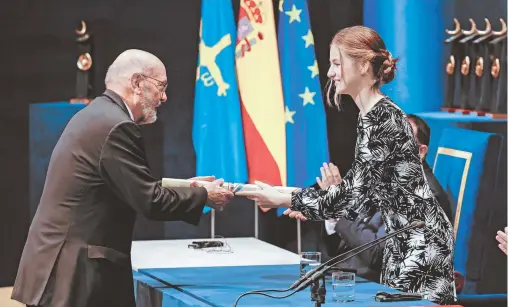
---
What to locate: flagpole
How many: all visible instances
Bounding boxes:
[254,202,259,239]
[211,209,215,239]
[297,219,302,254]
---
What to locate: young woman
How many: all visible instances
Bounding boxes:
[236,26,456,304]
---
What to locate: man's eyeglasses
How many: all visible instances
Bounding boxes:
[139,73,168,98]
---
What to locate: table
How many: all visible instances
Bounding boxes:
[131,238,440,306]
[149,265,440,306]
[131,237,301,270]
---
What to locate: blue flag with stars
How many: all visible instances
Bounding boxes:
[277,0,329,215]
[193,0,247,213]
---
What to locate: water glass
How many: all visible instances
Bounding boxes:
[299,251,321,277]
[332,271,355,302]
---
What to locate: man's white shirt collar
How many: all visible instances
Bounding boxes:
[122,100,134,121]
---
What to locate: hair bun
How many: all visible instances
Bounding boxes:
[382,54,393,73]
[379,50,397,85]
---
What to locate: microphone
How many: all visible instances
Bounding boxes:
[232,220,425,306]
[290,220,426,291]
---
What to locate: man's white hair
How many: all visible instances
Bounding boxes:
[105,49,163,87]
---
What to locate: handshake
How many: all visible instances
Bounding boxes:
[173,162,342,214]
[186,176,234,212]
[175,176,289,212]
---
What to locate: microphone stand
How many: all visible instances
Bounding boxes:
[232,221,425,307]
[300,221,426,306]
[310,275,326,307]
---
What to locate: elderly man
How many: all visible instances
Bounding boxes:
[12,49,233,307]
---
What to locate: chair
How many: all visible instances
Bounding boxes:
[432,128,506,306]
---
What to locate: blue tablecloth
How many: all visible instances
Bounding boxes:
[135,265,439,307]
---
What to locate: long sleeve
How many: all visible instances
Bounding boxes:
[99,121,208,224]
[335,212,386,268]
[290,109,399,221]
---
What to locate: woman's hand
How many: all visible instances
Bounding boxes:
[317,162,342,190]
[282,209,308,221]
[283,163,342,222]
[235,181,291,208]
[496,227,508,255]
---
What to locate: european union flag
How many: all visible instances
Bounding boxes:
[277,0,329,215]
[193,0,247,213]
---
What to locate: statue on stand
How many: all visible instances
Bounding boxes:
[443,18,464,111]
[488,19,507,115]
[458,19,480,112]
[468,19,492,113]
[70,20,93,104]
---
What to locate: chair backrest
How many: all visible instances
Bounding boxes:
[432,128,503,288]
[29,102,87,220]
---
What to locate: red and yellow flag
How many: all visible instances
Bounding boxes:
[235,0,287,208]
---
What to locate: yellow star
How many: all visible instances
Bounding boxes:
[285,106,296,124]
[308,60,319,78]
[302,29,314,48]
[285,4,302,23]
[299,87,316,106]
[279,0,284,12]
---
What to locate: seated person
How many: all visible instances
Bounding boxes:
[319,114,453,282]
[407,114,453,222]
[321,200,384,282]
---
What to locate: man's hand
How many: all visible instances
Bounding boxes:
[190,178,233,211]
[317,162,342,190]
[188,175,216,182]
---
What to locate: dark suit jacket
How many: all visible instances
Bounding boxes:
[423,161,453,223]
[322,212,385,282]
[12,90,208,307]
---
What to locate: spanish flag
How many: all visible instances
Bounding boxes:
[235,0,287,207]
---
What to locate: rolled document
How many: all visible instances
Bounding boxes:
[161,178,300,194]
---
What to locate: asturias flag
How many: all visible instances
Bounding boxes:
[277,0,329,215]
[193,0,247,213]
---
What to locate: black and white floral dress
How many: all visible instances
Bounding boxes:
[291,97,456,304]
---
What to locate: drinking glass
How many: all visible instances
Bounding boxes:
[299,251,321,277]
[331,271,355,302]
